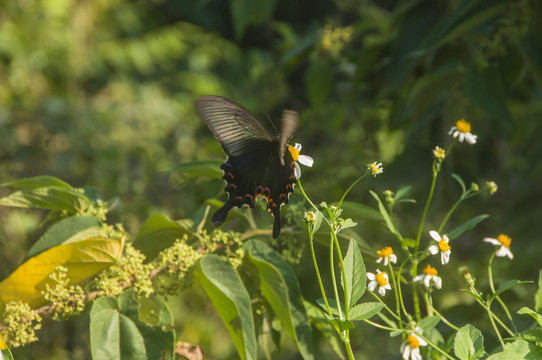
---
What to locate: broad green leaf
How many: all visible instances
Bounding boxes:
[369,190,402,240]
[194,254,256,360]
[133,214,192,260]
[418,315,441,330]
[519,328,542,343]
[170,160,223,181]
[0,187,90,213]
[340,201,383,222]
[517,307,542,327]
[0,237,121,308]
[447,214,489,240]
[535,270,542,314]
[316,298,342,317]
[231,0,277,39]
[348,302,384,321]
[303,301,345,360]
[0,175,73,189]
[89,291,174,360]
[342,239,366,308]
[1,348,13,360]
[454,324,485,360]
[340,218,357,231]
[495,280,532,296]
[327,317,355,333]
[310,209,324,234]
[23,216,103,261]
[245,240,314,359]
[486,339,535,360]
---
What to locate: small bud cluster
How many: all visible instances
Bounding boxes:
[42,266,86,320]
[2,302,42,348]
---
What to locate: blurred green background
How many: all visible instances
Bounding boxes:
[1,0,541,358]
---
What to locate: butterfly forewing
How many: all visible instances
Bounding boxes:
[278,110,299,165]
[195,95,274,157]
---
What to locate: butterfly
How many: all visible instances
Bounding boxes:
[195,95,313,238]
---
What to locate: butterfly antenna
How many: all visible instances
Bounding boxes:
[267,114,279,135]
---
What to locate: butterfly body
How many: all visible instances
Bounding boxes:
[195,95,301,238]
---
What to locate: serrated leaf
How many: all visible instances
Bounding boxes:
[485,339,534,360]
[447,214,489,240]
[244,240,314,359]
[170,160,224,181]
[0,187,90,213]
[0,175,73,189]
[0,237,122,308]
[23,216,103,261]
[519,328,542,343]
[342,239,366,308]
[315,298,342,317]
[517,307,542,327]
[418,315,441,330]
[340,218,357,231]
[133,214,192,260]
[454,324,485,360]
[348,302,384,321]
[89,291,174,360]
[194,254,257,360]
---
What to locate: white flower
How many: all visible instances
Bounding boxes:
[413,265,442,289]
[367,269,392,296]
[448,119,477,144]
[432,146,446,160]
[428,230,451,265]
[484,234,513,259]
[368,162,383,176]
[400,327,427,360]
[288,143,313,179]
[376,246,397,266]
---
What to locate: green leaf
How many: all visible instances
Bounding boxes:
[447,214,489,240]
[340,201,383,222]
[244,240,314,359]
[0,175,73,189]
[348,302,384,321]
[0,187,90,213]
[170,159,224,181]
[315,298,342,317]
[369,190,402,240]
[340,218,357,231]
[23,216,102,261]
[517,307,542,327]
[519,328,542,343]
[418,315,441,330]
[303,301,345,360]
[194,254,257,360]
[535,270,542,314]
[451,173,466,193]
[133,214,192,260]
[310,210,324,234]
[495,280,532,296]
[89,291,174,360]
[342,239,366,308]
[454,324,485,360]
[486,339,538,360]
[230,0,278,39]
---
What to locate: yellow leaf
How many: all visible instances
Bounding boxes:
[0,238,122,308]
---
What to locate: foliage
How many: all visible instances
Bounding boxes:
[1,0,542,358]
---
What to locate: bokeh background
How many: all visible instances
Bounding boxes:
[1,0,541,358]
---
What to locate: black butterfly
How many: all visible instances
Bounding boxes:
[195,95,312,238]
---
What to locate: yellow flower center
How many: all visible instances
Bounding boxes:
[438,238,451,252]
[288,145,300,161]
[377,246,394,258]
[304,211,316,223]
[433,146,446,160]
[497,234,512,248]
[423,265,438,276]
[456,119,472,133]
[406,335,420,349]
[375,272,389,287]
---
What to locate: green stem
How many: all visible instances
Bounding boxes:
[332,231,349,318]
[336,173,367,214]
[387,262,402,328]
[488,253,518,335]
[329,234,343,320]
[309,229,332,316]
[430,307,460,331]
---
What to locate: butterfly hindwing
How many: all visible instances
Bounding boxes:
[196,95,299,238]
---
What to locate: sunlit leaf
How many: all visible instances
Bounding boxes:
[170,159,224,181]
[0,187,90,213]
[348,302,384,321]
[447,214,489,240]
[0,175,73,189]
[0,237,122,308]
[342,239,366,308]
[454,324,485,360]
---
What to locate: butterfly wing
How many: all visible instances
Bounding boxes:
[195,95,274,156]
[277,110,299,165]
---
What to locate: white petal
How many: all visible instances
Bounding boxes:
[423,275,432,288]
[465,133,477,144]
[484,238,501,246]
[433,275,442,289]
[458,132,465,142]
[412,348,422,360]
[376,257,383,263]
[402,345,411,360]
[298,154,314,167]
[413,275,424,282]
[441,251,450,265]
[389,254,397,264]
[384,283,392,290]
[294,143,302,151]
[429,245,439,255]
[496,246,513,259]
[505,248,514,259]
[417,336,427,346]
[429,230,441,241]
[368,281,377,291]
[294,162,301,179]
[448,127,457,135]
[378,286,387,296]
[366,272,376,280]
